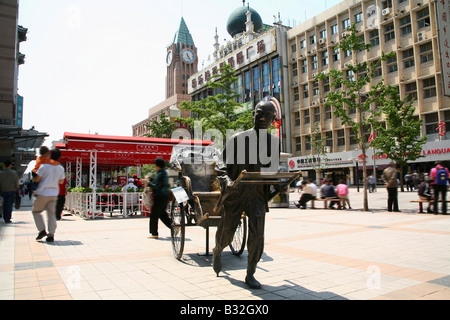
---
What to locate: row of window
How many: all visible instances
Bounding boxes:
[291,7,430,55]
[293,109,450,152]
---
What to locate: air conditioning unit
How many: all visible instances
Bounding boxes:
[417,31,426,41]
[382,8,391,16]
[318,38,326,45]
[312,101,317,106]
[291,57,297,62]
[312,73,316,78]
[324,146,331,153]
[341,31,350,38]
[291,81,298,87]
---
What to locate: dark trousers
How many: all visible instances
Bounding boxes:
[214,197,265,276]
[149,195,171,236]
[433,185,447,214]
[56,195,66,220]
[2,191,15,222]
[387,187,399,211]
[299,194,315,208]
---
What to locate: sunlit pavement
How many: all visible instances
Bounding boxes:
[1,187,449,300]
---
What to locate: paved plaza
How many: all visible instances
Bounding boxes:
[1,187,450,301]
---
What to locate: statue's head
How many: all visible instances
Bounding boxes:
[253,101,277,130]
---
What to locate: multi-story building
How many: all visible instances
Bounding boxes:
[287,0,450,183]
[132,17,198,137]
[0,0,46,176]
[187,5,292,152]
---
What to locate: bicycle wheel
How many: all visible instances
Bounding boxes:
[170,201,186,260]
[229,215,247,256]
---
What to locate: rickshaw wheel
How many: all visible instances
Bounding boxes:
[170,201,186,260]
[229,215,247,256]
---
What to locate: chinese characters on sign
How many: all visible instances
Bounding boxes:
[437,120,447,136]
[437,0,450,96]
[189,30,276,92]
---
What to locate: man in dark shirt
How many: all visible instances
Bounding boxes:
[321,179,339,209]
[148,158,171,239]
[213,101,280,289]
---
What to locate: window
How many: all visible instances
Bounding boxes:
[400,15,412,35]
[330,24,338,35]
[299,39,306,49]
[295,137,302,151]
[342,18,350,30]
[294,111,300,126]
[300,59,307,74]
[305,136,311,151]
[262,62,270,97]
[402,48,414,69]
[332,48,340,62]
[311,55,318,70]
[425,112,439,135]
[386,55,398,73]
[354,12,363,24]
[417,7,430,29]
[419,42,433,64]
[369,29,379,47]
[292,63,298,78]
[423,77,436,99]
[346,70,354,81]
[325,131,333,148]
[272,57,280,97]
[310,35,316,45]
[372,59,382,78]
[384,23,395,42]
[319,29,327,39]
[294,87,300,101]
[313,81,319,96]
[244,71,251,102]
[344,49,352,58]
[349,130,358,145]
[404,82,417,102]
[337,129,345,146]
[291,43,297,54]
[303,84,309,99]
[324,105,332,120]
[323,77,330,93]
[253,66,260,103]
[445,110,450,139]
[304,109,310,124]
[314,107,320,123]
[321,51,329,67]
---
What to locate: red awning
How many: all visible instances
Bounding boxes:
[57,132,213,167]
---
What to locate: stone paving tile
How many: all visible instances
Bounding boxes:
[1,190,450,301]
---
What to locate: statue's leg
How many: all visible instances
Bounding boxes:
[245,198,266,289]
[212,204,242,276]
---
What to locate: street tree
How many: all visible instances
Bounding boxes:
[316,24,393,211]
[145,111,175,138]
[370,85,426,191]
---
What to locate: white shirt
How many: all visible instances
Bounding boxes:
[35,164,65,197]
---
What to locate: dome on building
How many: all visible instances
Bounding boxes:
[226,6,263,38]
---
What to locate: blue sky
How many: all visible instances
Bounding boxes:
[18,0,344,149]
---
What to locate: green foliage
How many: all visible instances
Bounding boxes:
[177,63,254,141]
[146,111,176,138]
[370,86,426,166]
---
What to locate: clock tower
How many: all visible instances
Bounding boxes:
[165,17,198,99]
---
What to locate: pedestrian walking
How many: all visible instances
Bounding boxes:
[148,158,172,239]
[382,161,400,212]
[32,148,65,242]
[430,161,449,215]
[56,177,68,220]
[0,160,19,223]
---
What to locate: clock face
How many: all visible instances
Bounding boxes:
[181,48,195,64]
[166,50,173,66]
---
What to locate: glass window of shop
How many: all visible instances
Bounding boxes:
[244,71,251,102]
[272,57,280,101]
[262,62,270,98]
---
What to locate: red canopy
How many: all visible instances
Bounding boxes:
[57,132,213,167]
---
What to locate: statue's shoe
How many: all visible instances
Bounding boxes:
[245,274,262,289]
[212,250,222,276]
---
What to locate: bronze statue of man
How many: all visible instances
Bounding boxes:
[213,100,280,289]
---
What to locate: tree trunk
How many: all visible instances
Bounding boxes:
[362,147,369,212]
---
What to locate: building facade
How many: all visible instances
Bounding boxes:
[287,0,450,182]
[187,5,292,152]
[132,18,198,137]
[0,0,46,176]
